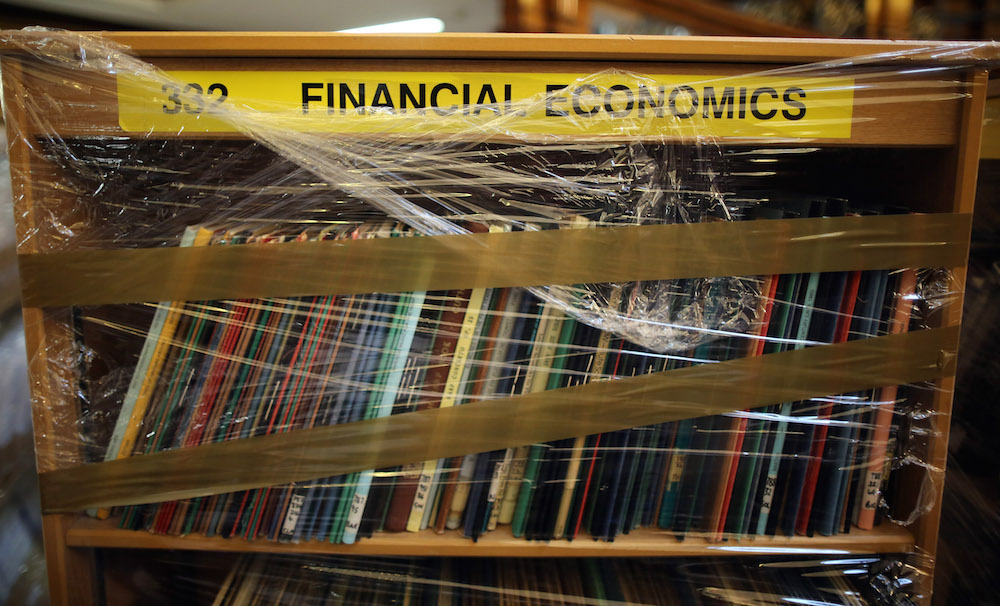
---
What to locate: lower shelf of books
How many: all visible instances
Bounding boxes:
[65,516,916,557]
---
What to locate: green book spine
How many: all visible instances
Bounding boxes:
[630,423,662,531]
[657,417,693,529]
[582,434,607,532]
[511,314,576,537]
[755,270,820,536]
[583,559,607,601]
[342,288,425,543]
[727,273,799,536]
[617,423,651,535]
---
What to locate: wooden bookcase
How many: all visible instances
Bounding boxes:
[1,33,990,606]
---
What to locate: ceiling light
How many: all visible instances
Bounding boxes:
[339,18,445,34]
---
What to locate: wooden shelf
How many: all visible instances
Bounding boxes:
[66,517,915,558]
[4,31,997,64]
[5,32,985,606]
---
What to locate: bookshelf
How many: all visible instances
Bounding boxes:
[1,32,990,606]
[66,516,916,558]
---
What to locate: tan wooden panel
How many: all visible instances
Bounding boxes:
[66,516,916,558]
[5,59,100,606]
[42,516,97,606]
[2,60,86,472]
[2,31,996,64]
[906,68,988,606]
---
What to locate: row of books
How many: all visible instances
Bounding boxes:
[103,201,914,544]
[207,554,908,606]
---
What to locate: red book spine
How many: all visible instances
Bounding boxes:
[568,334,627,538]
[384,222,487,533]
[228,290,321,538]
[434,288,510,533]
[795,270,862,535]
[383,289,469,532]
[713,274,779,539]
[154,298,252,534]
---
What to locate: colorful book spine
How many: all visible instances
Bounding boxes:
[510,305,569,538]
[103,226,213,519]
[756,260,821,536]
[342,288,428,543]
[857,268,917,530]
[383,286,470,532]
[406,274,490,531]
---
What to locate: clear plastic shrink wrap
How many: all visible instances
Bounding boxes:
[0,28,994,605]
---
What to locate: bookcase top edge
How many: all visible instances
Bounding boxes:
[2,31,998,64]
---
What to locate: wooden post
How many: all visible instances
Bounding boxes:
[2,57,100,606]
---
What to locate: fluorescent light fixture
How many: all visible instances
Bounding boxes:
[339,17,444,34]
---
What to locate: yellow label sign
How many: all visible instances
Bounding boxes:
[117,71,855,139]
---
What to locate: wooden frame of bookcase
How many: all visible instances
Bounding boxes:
[1,33,989,606]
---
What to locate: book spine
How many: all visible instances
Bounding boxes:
[337,294,405,541]
[461,450,496,539]
[755,269,820,536]
[444,455,477,530]
[435,285,505,533]
[227,289,303,538]
[159,233,259,535]
[819,271,888,536]
[383,289,469,532]
[510,305,567,537]
[265,287,345,540]
[711,274,777,540]
[738,273,803,537]
[554,287,620,538]
[406,285,488,531]
[239,241,332,540]
[527,317,581,540]
[332,291,403,542]
[781,268,851,537]
[279,289,358,541]
[303,294,375,541]
[857,268,917,530]
[835,270,891,535]
[647,421,677,530]
[478,289,524,533]
[497,295,547,525]
[342,289,427,543]
[794,270,861,534]
[484,448,514,532]
[100,227,211,520]
[658,416,692,529]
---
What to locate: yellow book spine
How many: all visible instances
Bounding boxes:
[97,226,214,519]
[497,303,564,525]
[405,285,488,532]
[552,285,620,538]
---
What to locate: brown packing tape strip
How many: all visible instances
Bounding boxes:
[20,213,972,307]
[40,325,958,513]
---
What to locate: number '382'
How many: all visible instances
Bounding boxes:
[162,83,229,114]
